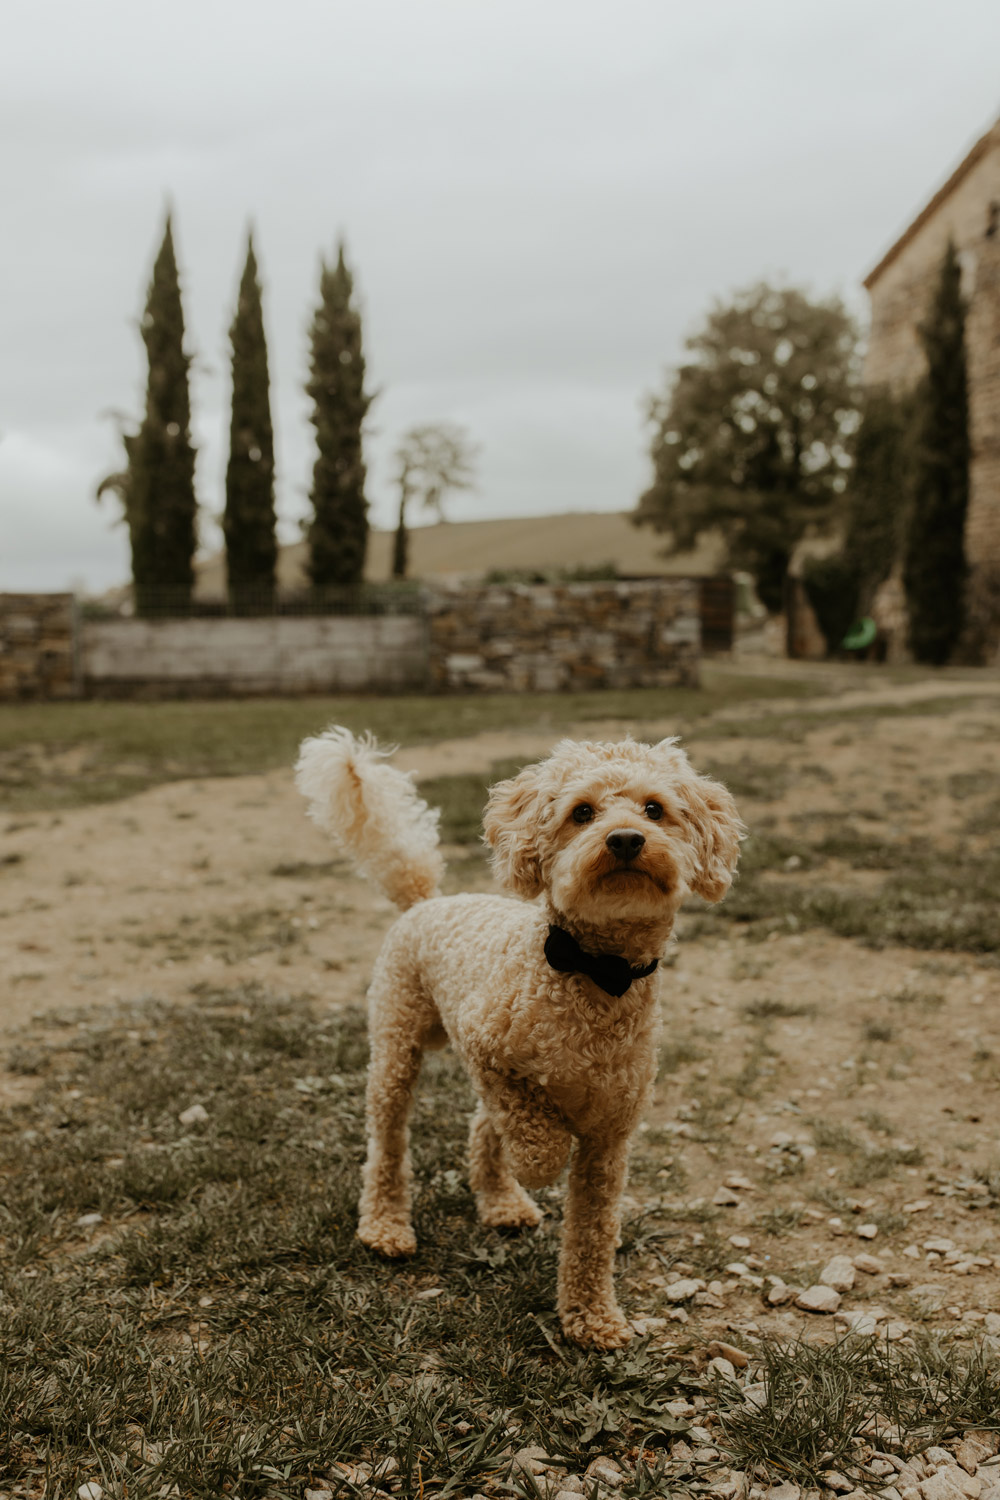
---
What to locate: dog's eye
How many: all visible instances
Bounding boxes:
[571,803,594,824]
[644,801,664,821]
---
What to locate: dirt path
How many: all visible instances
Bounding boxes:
[4,671,1000,1348]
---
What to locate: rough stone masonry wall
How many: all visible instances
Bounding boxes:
[425,579,700,692]
[0,594,78,701]
[864,123,1000,572]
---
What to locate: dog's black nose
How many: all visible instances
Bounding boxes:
[606,828,645,861]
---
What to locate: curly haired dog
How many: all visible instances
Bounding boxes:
[295,729,743,1349]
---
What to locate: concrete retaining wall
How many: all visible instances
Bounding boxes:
[80,615,428,697]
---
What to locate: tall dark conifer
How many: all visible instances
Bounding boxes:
[305,243,372,589]
[128,215,198,615]
[224,232,277,612]
[904,241,970,664]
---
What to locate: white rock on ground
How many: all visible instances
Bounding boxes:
[77,1487,103,1500]
[857,1223,879,1239]
[854,1253,882,1274]
[178,1102,209,1125]
[665,1278,705,1302]
[796,1284,842,1313]
[820,1256,857,1292]
[586,1457,624,1487]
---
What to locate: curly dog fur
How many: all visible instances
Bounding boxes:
[295,729,743,1348]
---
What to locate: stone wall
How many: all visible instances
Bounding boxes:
[0,593,78,701]
[864,120,1000,571]
[80,615,428,697]
[424,578,700,692]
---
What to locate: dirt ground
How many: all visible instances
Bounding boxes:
[3,663,1000,1353]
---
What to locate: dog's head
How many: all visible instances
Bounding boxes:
[483,737,744,923]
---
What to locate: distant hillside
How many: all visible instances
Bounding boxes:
[194,511,722,595]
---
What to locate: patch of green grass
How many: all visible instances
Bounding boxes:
[0,667,820,813]
[418,759,526,845]
[0,985,708,1496]
[718,1333,1000,1483]
[742,997,815,1022]
[697,848,1000,954]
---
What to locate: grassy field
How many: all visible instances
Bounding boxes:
[3,986,999,1499]
[4,666,1000,1497]
[0,668,823,813]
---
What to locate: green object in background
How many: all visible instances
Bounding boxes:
[842,616,877,651]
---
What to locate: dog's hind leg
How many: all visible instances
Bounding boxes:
[468,1102,544,1230]
[357,967,439,1258]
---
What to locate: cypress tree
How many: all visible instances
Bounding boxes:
[224,231,277,613]
[129,215,198,615]
[305,243,372,590]
[904,241,970,664]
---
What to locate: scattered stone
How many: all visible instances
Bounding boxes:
[714,1186,740,1206]
[555,1482,586,1498]
[305,1490,333,1500]
[370,1457,399,1485]
[883,1321,911,1342]
[869,1460,898,1479]
[923,1239,956,1254]
[587,1456,624,1487]
[665,1398,697,1418]
[985,1313,1000,1337]
[690,1425,714,1445]
[708,1356,738,1382]
[796,1285,842,1314]
[836,1311,878,1336]
[903,1245,922,1259]
[857,1223,879,1240]
[512,1447,551,1476]
[822,1471,855,1494]
[707,1339,750,1368]
[77,1487,103,1500]
[918,1470,981,1500]
[665,1278,705,1303]
[454,1420,472,1435]
[828,1216,847,1235]
[729,1235,752,1250]
[956,1438,992,1475]
[76,1213,103,1228]
[415,1287,444,1299]
[767,1282,798,1306]
[555,1489,587,1500]
[909,1284,948,1314]
[820,1256,857,1292]
[743,1382,768,1409]
[854,1253,882,1274]
[766,1484,800,1500]
[888,1273,912,1287]
[726,1174,755,1192]
[725,1261,751,1276]
[178,1103,209,1126]
[903,1200,933,1214]
[670,1440,694,1464]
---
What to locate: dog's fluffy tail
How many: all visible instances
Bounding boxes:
[294,727,444,911]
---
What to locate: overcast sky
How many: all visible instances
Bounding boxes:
[3,0,1000,593]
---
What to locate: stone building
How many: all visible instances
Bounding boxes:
[864,114,1000,581]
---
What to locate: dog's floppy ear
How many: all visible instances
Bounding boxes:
[483,762,547,898]
[675,769,745,903]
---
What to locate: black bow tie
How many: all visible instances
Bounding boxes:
[544,924,659,998]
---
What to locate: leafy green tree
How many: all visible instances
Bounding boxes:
[99,215,198,616]
[904,241,970,664]
[224,231,277,613]
[391,423,477,579]
[635,283,860,613]
[304,244,372,590]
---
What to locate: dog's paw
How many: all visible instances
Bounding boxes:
[475,1188,544,1231]
[357,1216,417,1258]
[560,1307,634,1350]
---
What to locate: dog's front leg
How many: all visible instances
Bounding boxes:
[473,1065,572,1192]
[557,1132,633,1349]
